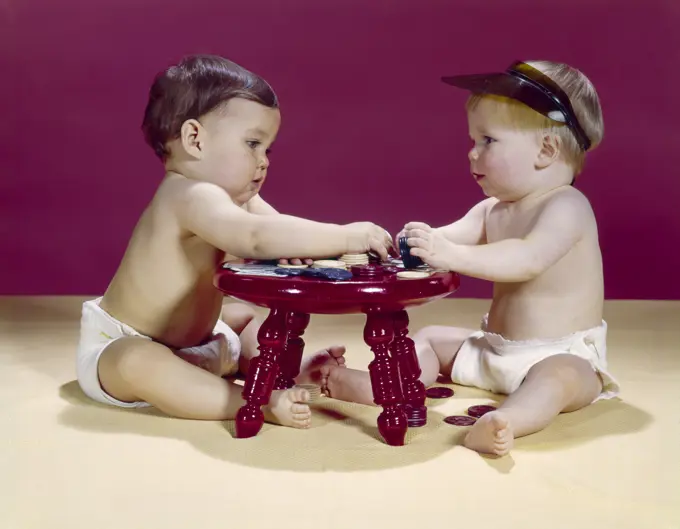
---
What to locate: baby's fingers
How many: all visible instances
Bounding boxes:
[368,237,389,261]
[406,236,428,249]
[405,228,430,240]
[409,247,430,260]
[404,222,432,232]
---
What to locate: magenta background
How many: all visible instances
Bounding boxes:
[1,0,678,298]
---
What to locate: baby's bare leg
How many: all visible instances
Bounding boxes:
[322,325,475,405]
[220,303,261,375]
[414,325,476,386]
[464,354,602,456]
[221,303,346,383]
[97,336,312,428]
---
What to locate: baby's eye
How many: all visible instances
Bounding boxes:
[483,136,495,145]
[265,148,272,155]
[246,140,261,149]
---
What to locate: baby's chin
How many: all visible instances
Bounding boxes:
[237,187,261,204]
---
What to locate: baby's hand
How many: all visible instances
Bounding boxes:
[394,227,406,248]
[345,222,394,261]
[404,222,455,270]
[278,258,314,266]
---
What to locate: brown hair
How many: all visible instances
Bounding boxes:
[142,55,279,160]
[467,61,603,176]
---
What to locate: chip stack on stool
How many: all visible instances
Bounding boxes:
[312,260,347,270]
[398,236,424,269]
[339,253,369,267]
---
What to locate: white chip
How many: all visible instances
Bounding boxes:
[397,270,432,279]
[312,260,346,268]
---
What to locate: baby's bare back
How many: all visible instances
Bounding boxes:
[100,180,227,349]
[485,188,604,341]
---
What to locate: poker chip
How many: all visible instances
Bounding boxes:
[339,253,369,265]
[397,271,432,279]
[275,268,352,281]
[399,236,424,269]
[367,251,382,263]
[467,405,497,418]
[350,264,382,277]
[311,268,353,280]
[425,386,454,399]
[443,415,476,426]
[402,404,427,427]
[312,260,346,269]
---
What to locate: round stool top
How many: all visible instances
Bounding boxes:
[214,263,460,315]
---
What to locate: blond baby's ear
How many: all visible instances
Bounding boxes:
[535,132,561,169]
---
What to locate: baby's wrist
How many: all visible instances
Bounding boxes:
[343,222,369,253]
[445,243,466,271]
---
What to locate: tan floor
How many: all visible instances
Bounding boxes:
[1,296,679,529]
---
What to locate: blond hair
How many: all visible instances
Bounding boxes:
[466,61,604,176]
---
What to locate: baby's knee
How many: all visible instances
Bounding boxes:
[527,354,596,389]
[412,325,444,345]
[100,337,167,383]
[221,303,257,330]
[98,337,169,402]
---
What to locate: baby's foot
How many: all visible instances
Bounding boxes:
[264,387,312,429]
[463,411,514,456]
[320,365,376,406]
[295,345,346,385]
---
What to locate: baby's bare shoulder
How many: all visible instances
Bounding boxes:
[153,175,235,219]
[543,186,595,221]
[149,174,189,210]
[155,174,216,204]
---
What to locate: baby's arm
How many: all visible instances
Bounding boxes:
[173,180,390,260]
[245,194,279,215]
[434,197,496,245]
[244,194,315,264]
[408,191,594,282]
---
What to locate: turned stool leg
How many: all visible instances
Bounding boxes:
[364,310,408,446]
[235,308,287,438]
[390,310,427,427]
[274,311,310,390]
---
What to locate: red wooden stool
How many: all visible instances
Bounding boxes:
[214,264,460,446]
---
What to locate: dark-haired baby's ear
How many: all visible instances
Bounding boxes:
[180,119,204,159]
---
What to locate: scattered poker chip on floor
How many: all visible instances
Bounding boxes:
[443,415,476,426]
[467,405,497,418]
[425,386,454,399]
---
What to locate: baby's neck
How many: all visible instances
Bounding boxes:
[542,159,575,185]
[510,164,575,204]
